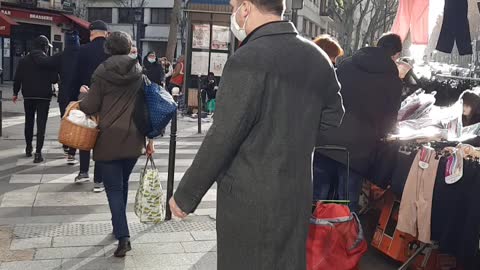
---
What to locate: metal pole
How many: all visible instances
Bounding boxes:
[136,22,141,57]
[165,94,179,221]
[197,75,202,134]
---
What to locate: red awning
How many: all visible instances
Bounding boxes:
[0,12,18,37]
[63,14,90,30]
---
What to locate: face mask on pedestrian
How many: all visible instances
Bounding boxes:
[129,53,138,59]
[230,3,249,42]
[148,57,156,63]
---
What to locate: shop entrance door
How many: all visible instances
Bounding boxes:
[5,23,51,80]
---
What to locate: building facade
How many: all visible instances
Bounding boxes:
[285,0,338,40]
[85,0,182,60]
[0,0,89,80]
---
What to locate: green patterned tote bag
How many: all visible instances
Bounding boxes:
[134,157,166,223]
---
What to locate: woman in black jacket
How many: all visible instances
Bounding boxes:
[142,51,165,86]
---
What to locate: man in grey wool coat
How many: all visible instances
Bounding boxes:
[169,0,345,268]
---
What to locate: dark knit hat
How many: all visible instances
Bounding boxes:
[89,20,108,31]
[33,35,52,49]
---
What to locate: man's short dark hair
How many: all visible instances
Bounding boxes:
[104,31,132,55]
[377,33,402,57]
[245,0,285,16]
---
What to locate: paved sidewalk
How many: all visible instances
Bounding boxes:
[0,99,218,270]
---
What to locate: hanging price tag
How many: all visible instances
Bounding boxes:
[419,147,432,169]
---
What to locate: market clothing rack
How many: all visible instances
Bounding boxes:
[436,74,480,82]
[370,140,479,270]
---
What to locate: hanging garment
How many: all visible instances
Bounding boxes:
[436,0,473,55]
[396,147,439,243]
[391,0,430,45]
[431,159,480,268]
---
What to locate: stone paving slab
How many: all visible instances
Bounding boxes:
[34,246,105,260]
[0,226,34,263]
[0,259,62,270]
[33,191,137,207]
[10,237,52,250]
[132,253,208,268]
[181,241,217,253]
[190,231,217,241]
[107,242,184,256]
[1,191,37,207]
[52,235,115,248]
[59,256,136,270]
[133,232,194,244]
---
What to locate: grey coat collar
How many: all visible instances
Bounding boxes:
[241,21,298,46]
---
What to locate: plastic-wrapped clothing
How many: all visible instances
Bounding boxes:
[67,110,97,128]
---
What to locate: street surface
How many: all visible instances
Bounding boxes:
[0,82,398,269]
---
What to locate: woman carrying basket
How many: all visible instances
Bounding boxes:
[78,31,154,257]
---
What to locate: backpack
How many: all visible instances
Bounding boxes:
[134,76,177,138]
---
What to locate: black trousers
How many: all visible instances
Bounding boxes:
[59,101,76,156]
[79,150,101,183]
[24,99,50,154]
[436,0,472,55]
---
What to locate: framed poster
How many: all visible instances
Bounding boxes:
[191,51,209,76]
[192,24,210,50]
[212,25,230,51]
[3,38,10,57]
[210,53,228,76]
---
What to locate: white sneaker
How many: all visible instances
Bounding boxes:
[93,182,105,193]
[67,155,76,165]
[75,173,90,183]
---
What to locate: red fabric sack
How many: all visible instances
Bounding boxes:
[307,202,368,270]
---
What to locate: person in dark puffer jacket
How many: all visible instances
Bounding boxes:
[314,33,403,212]
[13,35,58,163]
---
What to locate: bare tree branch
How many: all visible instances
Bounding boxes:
[353,0,371,50]
[166,0,182,61]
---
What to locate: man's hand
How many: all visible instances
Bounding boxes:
[169,197,187,219]
[146,140,155,157]
[12,96,18,104]
[80,85,89,94]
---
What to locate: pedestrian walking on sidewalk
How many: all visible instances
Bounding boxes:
[35,31,81,163]
[79,31,154,257]
[12,35,58,163]
[71,20,110,192]
[169,0,344,268]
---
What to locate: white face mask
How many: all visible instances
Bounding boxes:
[148,58,156,63]
[128,53,138,59]
[230,4,248,42]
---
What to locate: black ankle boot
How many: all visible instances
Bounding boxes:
[114,237,131,257]
[25,146,33,157]
[33,153,44,163]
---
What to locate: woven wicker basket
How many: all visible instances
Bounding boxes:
[58,102,99,151]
